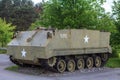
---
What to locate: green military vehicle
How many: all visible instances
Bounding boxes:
[7,28,112,73]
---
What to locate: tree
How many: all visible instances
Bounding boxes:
[111,0,120,57]
[30,0,115,32]
[0,18,15,47]
[29,2,45,30]
[0,0,39,31]
[112,0,120,30]
[111,0,120,46]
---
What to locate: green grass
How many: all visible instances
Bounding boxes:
[105,58,120,68]
[0,49,7,54]
[5,66,19,72]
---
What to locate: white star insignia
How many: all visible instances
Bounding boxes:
[84,35,89,43]
[21,49,26,57]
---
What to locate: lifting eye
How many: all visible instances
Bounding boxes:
[47,32,52,39]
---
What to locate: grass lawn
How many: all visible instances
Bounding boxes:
[105,58,120,68]
[5,66,19,72]
[0,49,7,54]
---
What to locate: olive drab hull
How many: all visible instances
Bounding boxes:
[7,28,112,72]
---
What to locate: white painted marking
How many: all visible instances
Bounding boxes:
[84,35,89,43]
[21,49,26,57]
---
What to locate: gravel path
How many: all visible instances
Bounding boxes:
[0,54,120,80]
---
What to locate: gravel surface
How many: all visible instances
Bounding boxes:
[17,66,111,76]
[0,54,120,80]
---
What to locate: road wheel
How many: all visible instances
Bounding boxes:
[47,57,57,67]
[66,59,76,72]
[56,59,66,73]
[86,57,93,69]
[76,58,85,70]
[94,56,102,68]
[101,53,108,61]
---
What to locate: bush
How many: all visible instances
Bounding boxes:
[0,18,15,47]
[105,58,120,68]
[111,48,119,58]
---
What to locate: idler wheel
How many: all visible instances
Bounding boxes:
[101,53,108,61]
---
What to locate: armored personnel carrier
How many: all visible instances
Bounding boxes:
[7,28,112,73]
